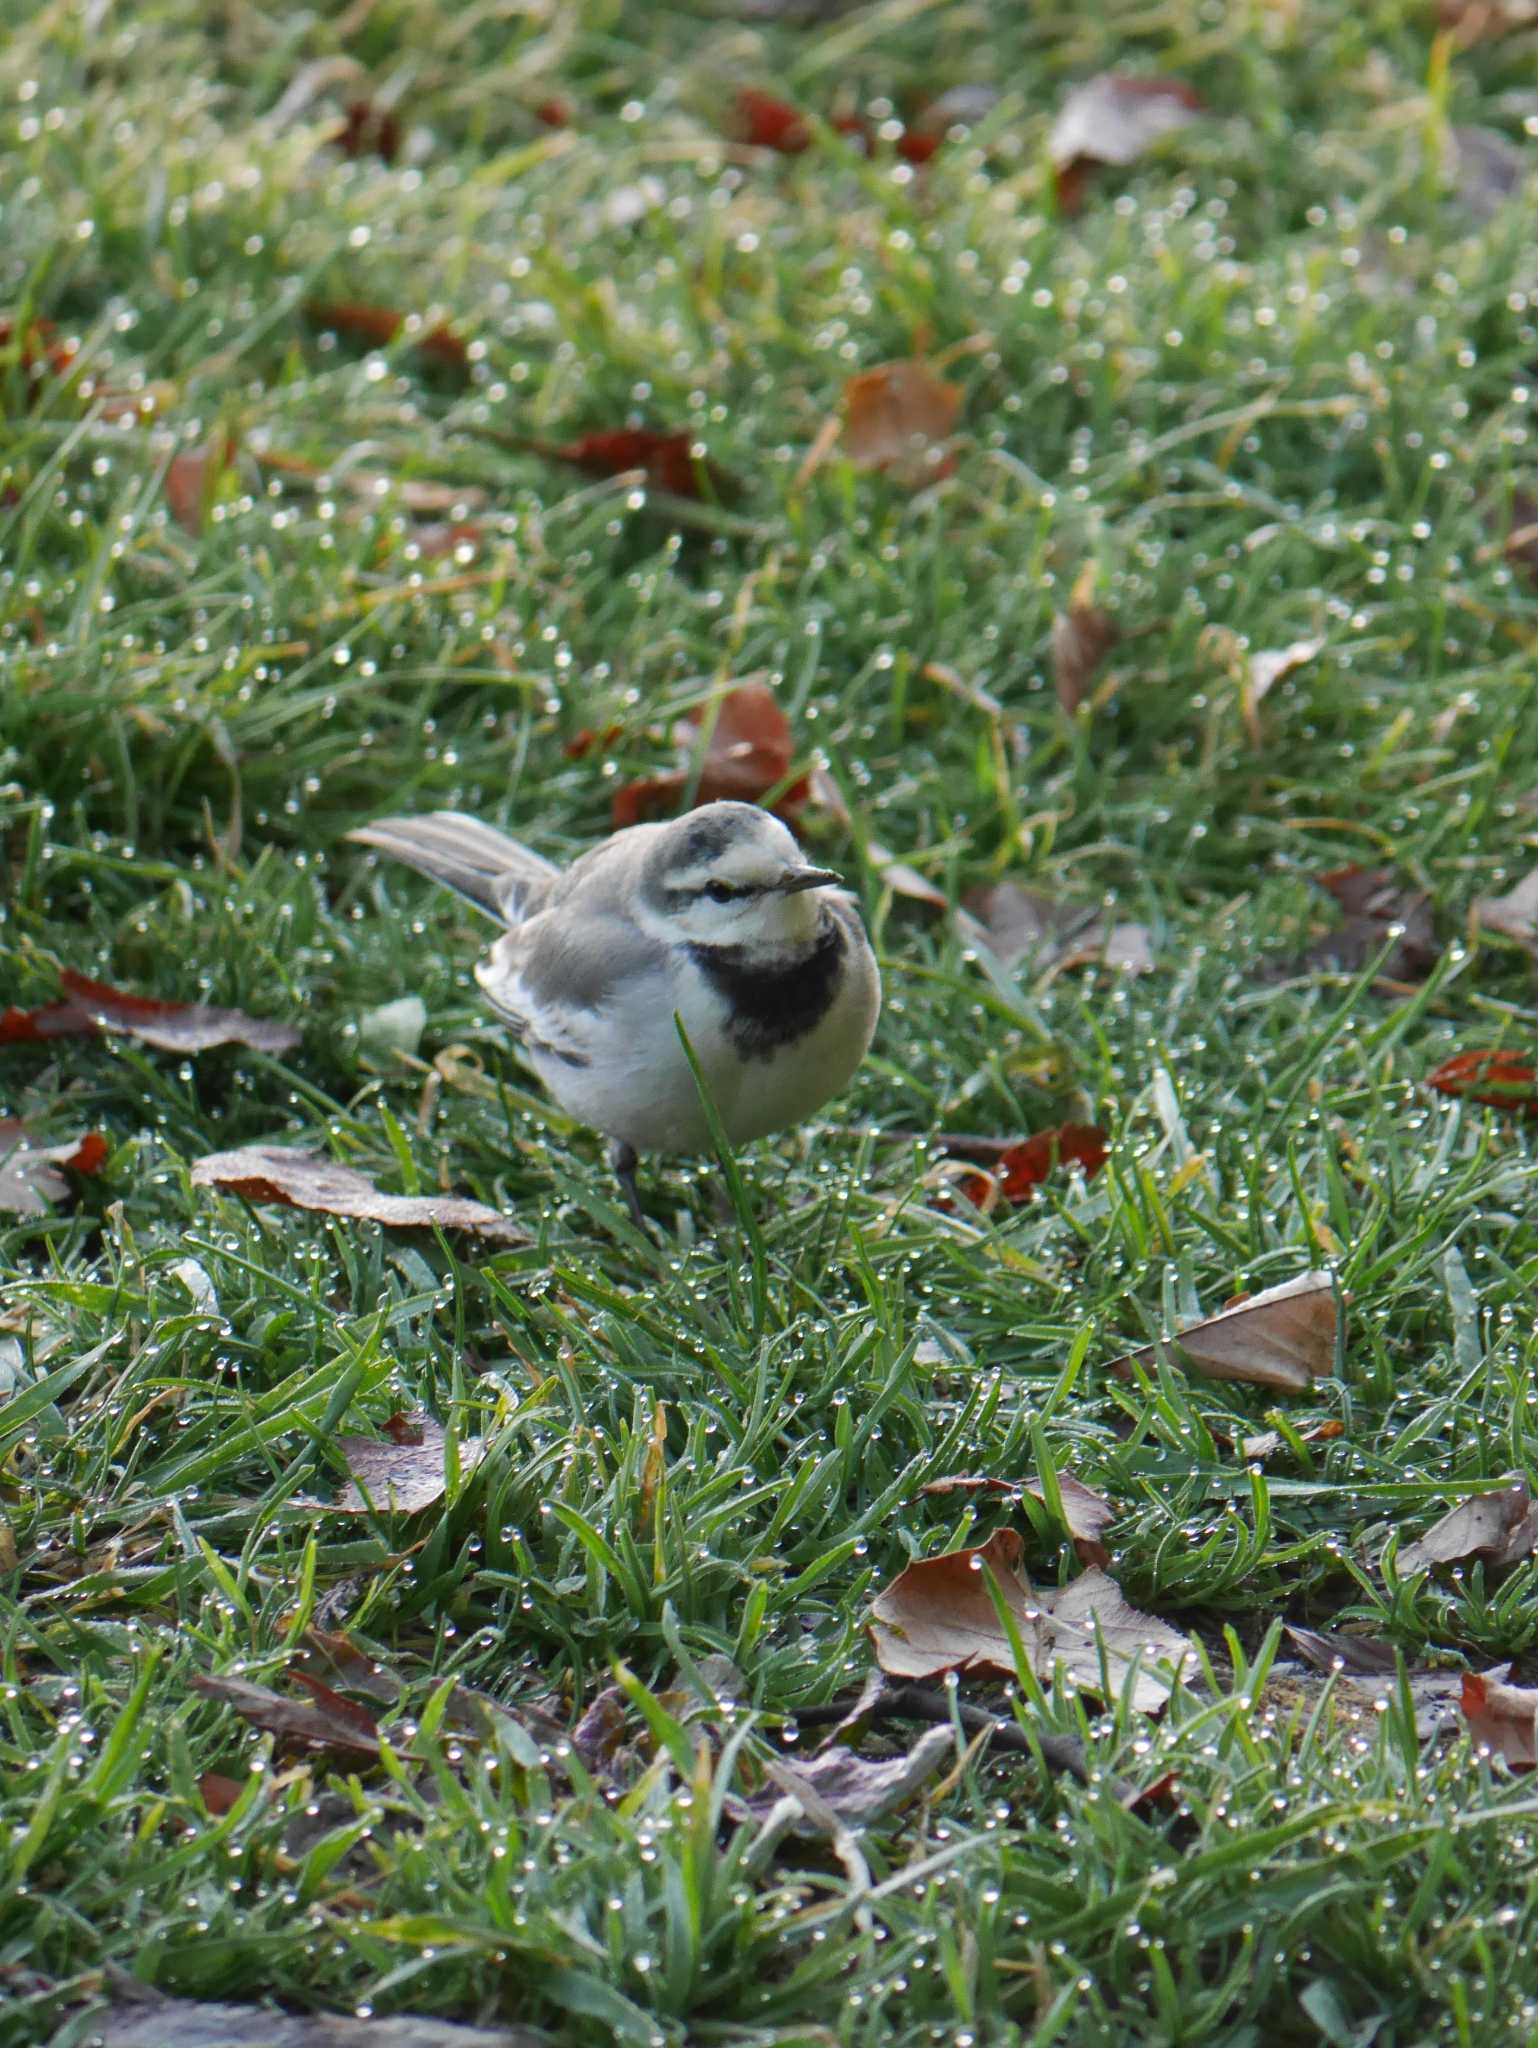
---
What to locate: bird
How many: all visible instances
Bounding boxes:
[348,801,881,1225]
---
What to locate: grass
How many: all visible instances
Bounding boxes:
[5,0,1538,2040]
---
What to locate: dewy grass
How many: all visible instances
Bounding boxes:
[5,0,1538,2041]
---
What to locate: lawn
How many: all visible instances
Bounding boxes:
[6,0,1538,2042]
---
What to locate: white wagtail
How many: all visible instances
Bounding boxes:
[349,801,881,1223]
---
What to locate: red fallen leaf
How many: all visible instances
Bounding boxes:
[0,969,299,1054]
[0,316,79,400]
[190,1143,528,1243]
[1428,1050,1538,1117]
[736,88,812,153]
[1050,74,1203,215]
[842,359,961,488]
[543,426,732,503]
[381,1410,426,1446]
[0,1119,109,1217]
[955,1122,1108,1208]
[332,98,401,163]
[165,430,238,536]
[564,723,624,760]
[1461,1670,1538,1767]
[534,97,572,129]
[197,1771,246,1815]
[610,679,808,828]
[303,301,469,376]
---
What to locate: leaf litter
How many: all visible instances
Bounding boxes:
[958,880,1155,979]
[868,1528,1193,1712]
[1051,580,1120,716]
[610,679,808,827]
[0,1120,108,1217]
[1474,864,1538,955]
[1269,866,1440,985]
[840,359,961,487]
[1394,1474,1538,1576]
[0,969,299,1053]
[920,1468,1116,1567]
[189,1144,527,1243]
[1108,1269,1341,1392]
[81,1983,540,2048]
[944,1122,1110,1210]
[1427,1050,1538,1117]
[325,1414,488,1516]
[1049,73,1203,213]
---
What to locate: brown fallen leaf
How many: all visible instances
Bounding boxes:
[918,1469,1115,1566]
[190,1671,393,1759]
[1242,637,1324,746]
[165,431,239,536]
[1109,1269,1340,1392]
[197,1771,246,1815]
[1474,865,1538,956]
[0,1121,109,1217]
[1396,1475,1538,1576]
[958,881,1155,979]
[1049,73,1203,213]
[332,97,402,163]
[1052,594,1119,716]
[948,1122,1109,1210]
[1285,1626,1476,1737]
[841,359,961,488]
[734,1727,954,1841]
[1461,1670,1538,1766]
[1427,1049,1538,1117]
[328,1415,488,1515]
[1270,866,1440,985]
[868,1529,1190,1711]
[0,969,299,1053]
[303,301,469,376]
[867,845,949,910]
[189,1144,527,1243]
[610,679,808,828]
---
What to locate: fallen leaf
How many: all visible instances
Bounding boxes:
[164,432,239,537]
[1235,1417,1343,1460]
[1052,598,1119,716]
[197,1772,246,1815]
[734,87,813,152]
[1283,1626,1399,1679]
[610,679,807,827]
[1427,1050,1538,1117]
[739,1727,953,1838]
[0,969,299,1053]
[358,995,428,1060]
[0,1121,108,1217]
[918,1468,1115,1565]
[571,1685,634,1771]
[329,1416,487,1515]
[1474,865,1538,954]
[958,882,1155,978]
[1049,73,1203,213]
[189,1144,527,1243]
[190,1672,391,1759]
[1396,1475,1538,1575]
[1109,1269,1340,1392]
[564,723,624,760]
[841,359,961,488]
[953,1123,1109,1209]
[0,316,79,403]
[533,96,572,129]
[303,301,469,376]
[542,426,731,503]
[1461,1670,1538,1766]
[1242,637,1324,745]
[1270,866,1440,984]
[868,1529,1190,1710]
[82,1986,540,2048]
[868,845,949,910]
[332,98,402,163]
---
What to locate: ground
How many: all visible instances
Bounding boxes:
[5,1,1538,2044]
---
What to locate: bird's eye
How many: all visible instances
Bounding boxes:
[703,880,738,904]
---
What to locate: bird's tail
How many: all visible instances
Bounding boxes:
[348,811,556,922]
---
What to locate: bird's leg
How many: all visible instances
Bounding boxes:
[609,1140,647,1230]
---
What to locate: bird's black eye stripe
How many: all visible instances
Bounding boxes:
[702,879,744,903]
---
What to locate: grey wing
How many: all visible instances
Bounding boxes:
[475,911,669,1069]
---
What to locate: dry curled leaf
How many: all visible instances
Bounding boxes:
[867,845,949,910]
[951,1122,1109,1209]
[1461,1670,1538,1767]
[1049,73,1202,213]
[189,1144,527,1243]
[868,1529,1190,1711]
[0,1120,108,1217]
[842,359,961,488]
[84,1985,540,2048]
[1427,1050,1538,1117]
[958,881,1155,979]
[1109,1269,1340,1392]
[1052,600,1119,716]
[1396,1475,1538,1576]
[1271,866,1440,985]
[1474,866,1538,955]
[329,1415,487,1515]
[0,968,299,1054]
[190,1672,392,1760]
[1242,637,1323,744]
[611,679,807,827]
[918,1469,1115,1567]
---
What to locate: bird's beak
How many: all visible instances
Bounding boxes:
[778,865,842,894]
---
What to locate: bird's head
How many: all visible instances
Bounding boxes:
[640,802,842,952]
